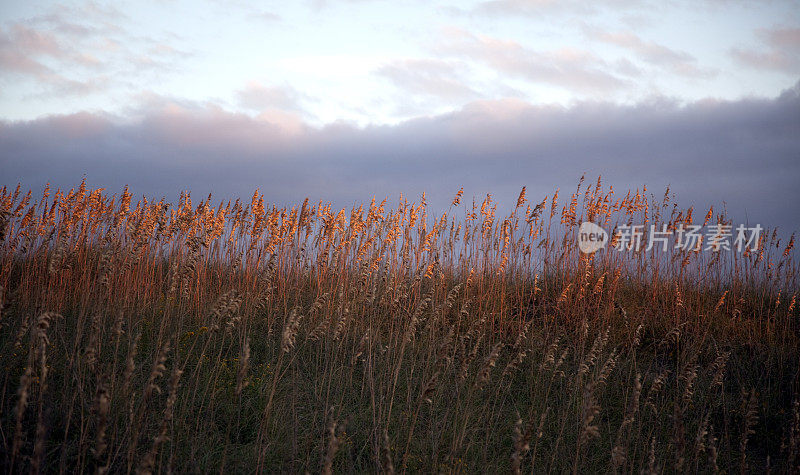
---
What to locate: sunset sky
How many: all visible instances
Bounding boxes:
[1,1,799,228]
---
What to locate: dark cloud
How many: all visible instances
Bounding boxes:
[1,81,799,232]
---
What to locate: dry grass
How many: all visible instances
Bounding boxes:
[0,177,798,473]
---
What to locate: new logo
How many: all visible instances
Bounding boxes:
[578,221,608,254]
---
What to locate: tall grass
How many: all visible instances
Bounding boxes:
[0,177,798,473]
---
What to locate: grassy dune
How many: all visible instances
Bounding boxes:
[1,178,798,473]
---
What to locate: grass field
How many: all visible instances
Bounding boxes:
[1,178,798,473]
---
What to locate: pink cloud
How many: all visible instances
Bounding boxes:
[0,24,62,76]
[377,59,479,100]
[766,27,800,48]
[132,97,308,151]
[45,111,113,137]
[590,30,716,78]
[731,27,800,74]
[0,4,191,99]
[236,82,308,112]
[477,0,614,15]
[437,29,627,93]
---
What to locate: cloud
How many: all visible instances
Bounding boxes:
[589,29,716,78]
[436,29,627,94]
[250,11,282,23]
[26,1,126,39]
[473,0,791,17]
[0,4,191,98]
[0,23,113,96]
[376,59,480,101]
[236,82,309,113]
[139,94,309,144]
[476,0,611,16]
[474,0,650,17]
[0,24,64,76]
[732,27,800,74]
[1,81,799,231]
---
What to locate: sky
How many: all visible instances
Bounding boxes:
[1,0,799,229]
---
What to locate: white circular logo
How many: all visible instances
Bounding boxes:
[578,221,608,254]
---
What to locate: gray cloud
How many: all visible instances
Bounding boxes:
[1,81,799,232]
